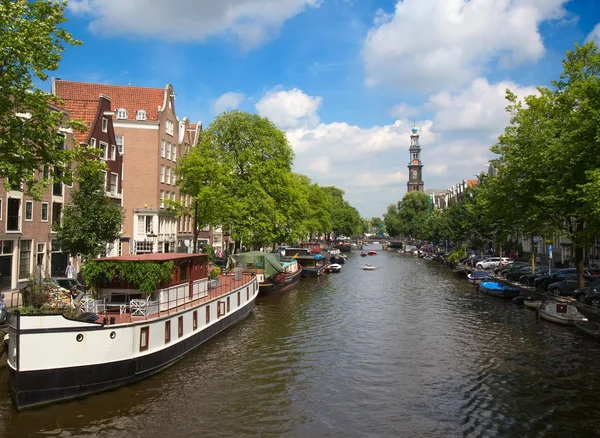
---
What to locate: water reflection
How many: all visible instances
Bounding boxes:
[3,247,600,437]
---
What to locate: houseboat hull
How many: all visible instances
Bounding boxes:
[258,266,303,296]
[7,276,259,410]
[301,267,324,277]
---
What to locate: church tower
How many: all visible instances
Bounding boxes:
[407,126,424,192]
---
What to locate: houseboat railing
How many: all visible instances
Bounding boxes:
[83,271,254,325]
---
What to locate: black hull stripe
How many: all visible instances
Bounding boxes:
[258,269,302,296]
[11,299,256,410]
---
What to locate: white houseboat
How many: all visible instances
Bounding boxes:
[5,253,259,410]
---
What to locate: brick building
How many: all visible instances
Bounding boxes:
[53,80,198,255]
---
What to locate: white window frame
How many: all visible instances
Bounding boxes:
[160,164,165,183]
[172,143,177,161]
[116,135,124,155]
[137,216,145,234]
[160,190,165,208]
[166,142,171,160]
[101,170,107,191]
[25,200,33,221]
[102,117,108,132]
[111,145,117,161]
[166,120,174,136]
[41,202,48,221]
[110,173,118,196]
[166,167,171,185]
[116,108,128,119]
[171,171,176,185]
[90,138,96,148]
[161,140,166,158]
[99,141,108,160]
[136,110,147,121]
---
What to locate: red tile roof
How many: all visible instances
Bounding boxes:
[466,179,478,188]
[59,98,99,144]
[54,80,166,122]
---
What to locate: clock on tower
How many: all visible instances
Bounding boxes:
[407,125,424,192]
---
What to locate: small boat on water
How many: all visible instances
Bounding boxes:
[538,302,587,325]
[367,250,377,256]
[467,270,492,285]
[362,265,376,271]
[478,281,520,298]
[325,263,342,273]
[575,320,600,339]
[284,248,325,277]
[524,300,542,309]
[360,252,368,257]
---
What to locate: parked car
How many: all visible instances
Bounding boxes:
[476,257,513,269]
[578,288,600,308]
[495,262,529,276]
[547,275,599,296]
[519,267,549,285]
[506,265,536,281]
[534,268,595,291]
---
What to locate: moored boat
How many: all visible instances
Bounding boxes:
[360,251,368,257]
[5,253,259,410]
[325,263,342,273]
[467,270,492,285]
[523,299,542,309]
[367,250,377,255]
[284,248,325,277]
[538,301,587,325]
[234,251,302,296]
[362,264,376,271]
[478,281,520,298]
[574,320,600,339]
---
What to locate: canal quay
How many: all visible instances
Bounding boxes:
[3,244,600,437]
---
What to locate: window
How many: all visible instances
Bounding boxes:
[43,165,50,180]
[25,201,33,221]
[166,167,171,185]
[116,108,128,119]
[160,190,165,208]
[166,142,171,160]
[135,241,153,254]
[193,311,198,330]
[101,171,107,191]
[19,240,31,279]
[206,305,210,324]
[137,216,145,234]
[99,142,108,160]
[161,140,165,158]
[136,110,147,121]
[146,216,153,233]
[102,117,108,132]
[111,145,117,161]
[160,164,165,183]
[171,171,176,185]
[41,202,48,221]
[90,138,96,148]
[6,198,20,231]
[166,119,174,136]
[36,243,45,267]
[110,173,118,196]
[52,202,62,226]
[172,144,177,161]
[165,321,171,343]
[139,326,149,351]
[116,135,124,154]
[0,241,13,255]
[178,316,183,337]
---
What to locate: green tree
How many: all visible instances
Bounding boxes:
[397,191,431,239]
[53,154,124,260]
[492,42,600,286]
[383,203,403,238]
[0,0,81,197]
[323,186,362,238]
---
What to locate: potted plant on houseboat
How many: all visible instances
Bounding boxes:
[208,263,221,289]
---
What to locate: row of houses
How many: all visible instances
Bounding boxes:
[427,171,600,267]
[0,79,223,293]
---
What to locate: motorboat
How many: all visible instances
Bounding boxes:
[360,252,368,257]
[478,281,520,298]
[467,270,492,285]
[325,263,342,273]
[362,265,376,271]
[367,250,377,255]
[538,301,587,325]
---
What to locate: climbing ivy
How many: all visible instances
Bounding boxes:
[81,260,175,294]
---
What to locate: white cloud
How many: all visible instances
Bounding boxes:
[68,0,321,49]
[586,23,600,45]
[362,0,568,91]
[388,103,419,119]
[256,88,322,130]
[427,77,539,137]
[213,92,246,114]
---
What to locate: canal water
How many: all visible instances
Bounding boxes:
[2,245,600,437]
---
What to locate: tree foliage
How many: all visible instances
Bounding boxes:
[53,153,124,260]
[0,0,81,197]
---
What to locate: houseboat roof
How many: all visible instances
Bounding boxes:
[95,253,207,262]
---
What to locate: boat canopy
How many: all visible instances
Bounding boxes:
[230,251,284,279]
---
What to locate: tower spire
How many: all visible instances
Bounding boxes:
[407,124,424,192]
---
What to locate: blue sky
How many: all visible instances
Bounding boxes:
[53,0,600,217]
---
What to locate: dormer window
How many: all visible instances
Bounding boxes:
[116,108,128,119]
[136,110,147,121]
[101,117,108,132]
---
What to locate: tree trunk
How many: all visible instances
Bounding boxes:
[192,201,199,253]
[575,221,585,289]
